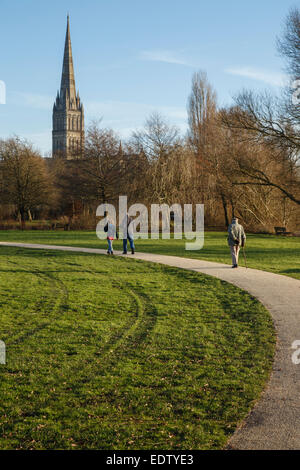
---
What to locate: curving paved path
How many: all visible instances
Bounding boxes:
[1,241,300,449]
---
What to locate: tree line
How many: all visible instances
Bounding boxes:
[1,8,299,232]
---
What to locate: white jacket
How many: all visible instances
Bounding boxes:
[107,223,117,239]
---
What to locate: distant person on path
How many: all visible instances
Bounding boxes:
[227,217,246,268]
[104,219,118,255]
[122,214,135,255]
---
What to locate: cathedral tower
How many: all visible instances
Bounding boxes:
[52,16,84,159]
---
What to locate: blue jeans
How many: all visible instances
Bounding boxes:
[107,239,113,253]
[123,236,135,253]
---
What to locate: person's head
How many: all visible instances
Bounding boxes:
[232,217,238,223]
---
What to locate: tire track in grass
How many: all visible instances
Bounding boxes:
[92,288,145,361]
[62,286,158,390]
[100,288,157,362]
[5,255,69,346]
[4,253,141,365]
[69,262,158,364]
[67,266,146,362]
[3,252,159,415]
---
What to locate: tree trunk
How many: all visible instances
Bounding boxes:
[19,208,26,231]
[221,194,229,227]
[231,200,235,219]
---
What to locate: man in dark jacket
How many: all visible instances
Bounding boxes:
[122,214,135,255]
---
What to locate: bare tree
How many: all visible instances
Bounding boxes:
[277,7,300,79]
[80,122,126,204]
[218,8,300,209]
[0,137,54,228]
[220,100,300,207]
[132,112,180,162]
[131,113,184,204]
[187,70,217,155]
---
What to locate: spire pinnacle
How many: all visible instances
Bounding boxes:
[60,15,76,101]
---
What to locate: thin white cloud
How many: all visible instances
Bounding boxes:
[10,91,53,110]
[225,66,288,87]
[139,49,190,66]
[85,100,188,139]
[86,100,187,125]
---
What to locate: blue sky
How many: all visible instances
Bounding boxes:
[0,0,295,155]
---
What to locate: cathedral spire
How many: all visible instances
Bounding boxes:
[52,16,85,159]
[60,15,76,103]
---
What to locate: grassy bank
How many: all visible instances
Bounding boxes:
[0,246,275,449]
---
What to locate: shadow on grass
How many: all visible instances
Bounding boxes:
[280,269,300,275]
[0,248,101,259]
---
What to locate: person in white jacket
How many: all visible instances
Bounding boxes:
[105,220,118,255]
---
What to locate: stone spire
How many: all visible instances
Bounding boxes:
[60,15,76,103]
[52,16,84,159]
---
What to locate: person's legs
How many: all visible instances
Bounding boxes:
[235,245,240,265]
[123,238,127,254]
[128,236,135,253]
[230,245,237,266]
[107,239,112,254]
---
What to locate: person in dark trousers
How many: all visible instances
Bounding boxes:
[122,214,135,255]
[227,217,246,268]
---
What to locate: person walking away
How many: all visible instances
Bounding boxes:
[122,214,135,255]
[105,219,118,255]
[227,217,246,268]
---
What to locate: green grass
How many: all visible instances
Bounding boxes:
[0,246,275,449]
[0,230,299,279]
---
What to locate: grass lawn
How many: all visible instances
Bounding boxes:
[0,246,275,450]
[0,230,299,279]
